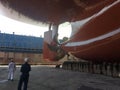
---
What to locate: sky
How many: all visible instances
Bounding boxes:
[0,15,71,39]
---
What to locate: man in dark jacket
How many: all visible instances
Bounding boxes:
[18,58,31,90]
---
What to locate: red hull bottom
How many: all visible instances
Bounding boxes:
[62,1,120,62]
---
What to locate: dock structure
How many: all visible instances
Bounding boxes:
[0,33,43,64]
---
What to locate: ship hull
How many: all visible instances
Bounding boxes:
[62,1,120,62]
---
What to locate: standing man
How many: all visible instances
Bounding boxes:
[18,58,31,90]
[8,59,16,81]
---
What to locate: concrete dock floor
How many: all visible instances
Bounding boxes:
[0,65,120,90]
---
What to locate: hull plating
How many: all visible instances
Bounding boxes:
[62,1,120,62]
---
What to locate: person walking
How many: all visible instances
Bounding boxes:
[8,59,16,81]
[18,58,31,90]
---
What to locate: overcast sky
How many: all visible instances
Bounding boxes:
[0,15,48,37]
[0,15,71,39]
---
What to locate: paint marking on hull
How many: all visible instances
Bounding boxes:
[70,0,120,38]
[65,28,120,47]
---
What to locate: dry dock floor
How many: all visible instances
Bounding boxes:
[0,65,120,90]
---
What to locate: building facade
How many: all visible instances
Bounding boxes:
[0,33,43,64]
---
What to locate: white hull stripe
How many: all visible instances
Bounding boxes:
[70,0,120,37]
[65,28,120,47]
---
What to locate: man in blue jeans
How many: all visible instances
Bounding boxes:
[18,58,31,90]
